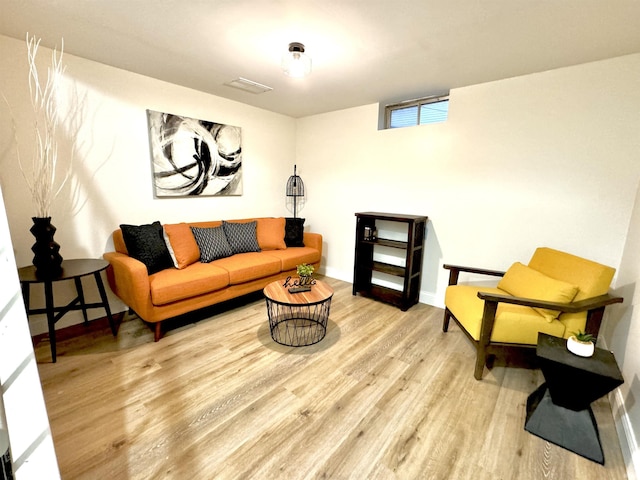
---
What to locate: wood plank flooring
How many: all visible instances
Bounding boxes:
[34,276,628,479]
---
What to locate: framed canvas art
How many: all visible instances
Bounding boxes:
[147,109,242,197]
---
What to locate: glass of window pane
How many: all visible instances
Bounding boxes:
[390,105,419,128]
[419,100,449,125]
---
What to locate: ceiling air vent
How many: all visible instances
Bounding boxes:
[224,77,273,94]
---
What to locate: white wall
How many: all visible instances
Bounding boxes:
[297,54,640,305]
[0,34,296,333]
[608,181,640,477]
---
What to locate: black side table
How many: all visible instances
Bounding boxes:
[525,333,623,464]
[18,258,117,362]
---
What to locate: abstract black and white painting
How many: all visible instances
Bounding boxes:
[147,110,242,197]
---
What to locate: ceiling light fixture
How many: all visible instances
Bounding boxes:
[282,42,312,78]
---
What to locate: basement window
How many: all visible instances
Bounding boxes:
[385,95,449,129]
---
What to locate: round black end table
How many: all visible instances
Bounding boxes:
[18,258,117,362]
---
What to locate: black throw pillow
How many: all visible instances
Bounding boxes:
[284,217,305,247]
[120,221,174,274]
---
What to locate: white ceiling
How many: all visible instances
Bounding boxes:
[2,0,640,118]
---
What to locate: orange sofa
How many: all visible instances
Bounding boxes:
[103,217,322,341]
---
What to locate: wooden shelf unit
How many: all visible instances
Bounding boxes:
[353,212,427,311]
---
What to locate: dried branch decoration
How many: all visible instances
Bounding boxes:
[18,33,70,217]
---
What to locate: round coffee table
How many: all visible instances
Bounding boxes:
[263,279,334,346]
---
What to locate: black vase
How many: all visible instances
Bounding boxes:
[30,216,63,277]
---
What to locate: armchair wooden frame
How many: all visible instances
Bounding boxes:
[442,264,623,380]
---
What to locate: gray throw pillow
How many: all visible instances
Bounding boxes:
[191,225,233,262]
[222,221,261,254]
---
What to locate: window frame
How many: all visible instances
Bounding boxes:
[384,94,449,129]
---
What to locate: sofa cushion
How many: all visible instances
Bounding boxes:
[213,252,281,284]
[150,262,230,305]
[284,217,305,247]
[191,225,233,262]
[222,220,261,254]
[262,247,320,271]
[164,223,200,269]
[497,262,579,322]
[120,221,174,274]
[256,217,287,250]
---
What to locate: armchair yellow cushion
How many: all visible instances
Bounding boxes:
[497,262,579,322]
[445,285,566,343]
[527,247,615,300]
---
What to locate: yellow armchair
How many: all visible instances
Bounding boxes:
[443,247,623,380]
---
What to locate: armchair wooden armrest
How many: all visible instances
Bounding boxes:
[477,291,623,313]
[443,263,506,286]
[476,291,623,351]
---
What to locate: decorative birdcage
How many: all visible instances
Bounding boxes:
[286,164,305,218]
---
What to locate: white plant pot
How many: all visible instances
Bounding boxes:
[567,336,595,357]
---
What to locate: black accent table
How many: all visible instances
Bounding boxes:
[18,258,117,362]
[525,333,623,464]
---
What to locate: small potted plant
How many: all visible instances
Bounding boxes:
[296,263,314,285]
[566,330,595,357]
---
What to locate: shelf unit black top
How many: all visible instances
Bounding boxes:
[355,212,428,222]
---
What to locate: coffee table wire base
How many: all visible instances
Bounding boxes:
[265,300,331,346]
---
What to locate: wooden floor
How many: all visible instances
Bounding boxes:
[34,276,628,480]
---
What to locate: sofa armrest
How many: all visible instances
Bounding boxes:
[103,251,152,314]
[443,263,505,286]
[303,232,323,256]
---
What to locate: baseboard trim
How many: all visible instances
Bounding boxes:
[31,313,124,345]
[599,336,638,480]
[419,290,443,308]
[325,267,444,310]
[611,387,639,480]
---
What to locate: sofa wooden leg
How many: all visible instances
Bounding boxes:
[443,308,451,332]
[154,322,162,342]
